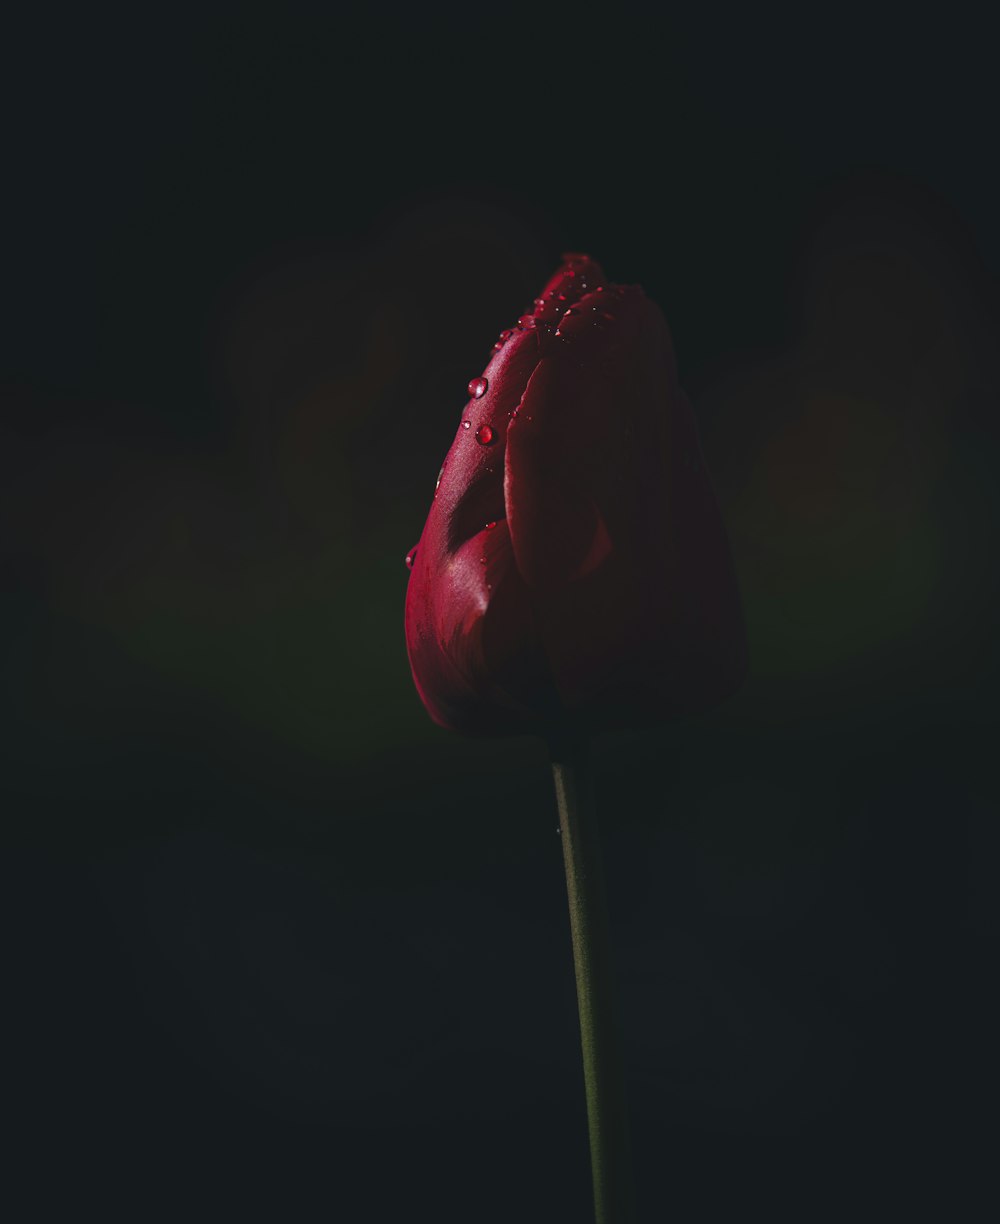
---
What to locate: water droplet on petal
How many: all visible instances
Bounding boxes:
[485,520,496,530]
[462,420,471,429]
[479,555,487,565]
[405,546,418,570]
[517,314,537,329]
[467,376,488,399]
[475,424,495,446]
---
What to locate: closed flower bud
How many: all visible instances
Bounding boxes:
[405,254,746,737]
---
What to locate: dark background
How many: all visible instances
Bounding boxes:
[3,4,996,1219]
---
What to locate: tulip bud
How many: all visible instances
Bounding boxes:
[404,253,746,737]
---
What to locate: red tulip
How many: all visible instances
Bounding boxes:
[404,253,746,738]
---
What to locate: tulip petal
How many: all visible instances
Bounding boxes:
[506,292,746,729]
[406,516,557,734]
[404,321,559,734]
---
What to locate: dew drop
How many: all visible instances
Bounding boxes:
[462,420,471,429]
[475,424,496,446]
[467,376,488,399]
[479,555,487,565]
[485,520,497,530]
[517,313,537,329]
[405,546,418,570]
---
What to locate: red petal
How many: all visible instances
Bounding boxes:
[404,322,556,734]
[505,291,746,729]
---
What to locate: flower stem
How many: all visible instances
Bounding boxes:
[550,733,636,1224]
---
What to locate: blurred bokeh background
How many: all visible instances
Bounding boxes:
[3,4,996,1219]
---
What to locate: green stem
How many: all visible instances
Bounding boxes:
[550,733,636,1224]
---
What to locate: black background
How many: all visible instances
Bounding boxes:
[3,4,997,1220]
